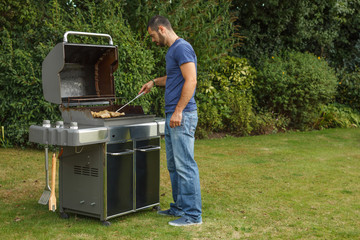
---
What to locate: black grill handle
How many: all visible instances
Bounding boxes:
[107,149,134,156]
[63,31,113,45]
[135,146,161,152]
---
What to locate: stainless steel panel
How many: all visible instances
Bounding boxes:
[60,63,95,98]
[29,125,50,145]
[155,118,165,135]
[42,38,118,105]
[42,42,64,104]
[108,122,158,142]
[29,125,109,146]
[78,128,108,144]
[60,145,104,215]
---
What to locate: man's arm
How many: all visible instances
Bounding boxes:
[139,76,167,94]
[170,62,197,128]
[153,75,167,87]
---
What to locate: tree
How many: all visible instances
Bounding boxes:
[231,0,360,70]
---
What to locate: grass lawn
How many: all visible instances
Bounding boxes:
[0,128,359,239]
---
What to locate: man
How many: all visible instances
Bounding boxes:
[139,15,202,226]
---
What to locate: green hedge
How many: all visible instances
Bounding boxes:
[232,0,360,71]
[196,56,256,137]
[254,51,338,130]
[336,69,360,111]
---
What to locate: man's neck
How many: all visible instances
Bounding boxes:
[167,32,180,47]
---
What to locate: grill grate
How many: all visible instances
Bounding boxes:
[74,165,99,177]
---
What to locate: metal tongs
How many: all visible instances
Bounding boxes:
[115,92,145,113]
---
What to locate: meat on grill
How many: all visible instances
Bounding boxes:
[91,110,125,118]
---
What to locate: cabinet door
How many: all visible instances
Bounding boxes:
[107,142,134,216]
[135,138,160,209]
[60,145,103,215]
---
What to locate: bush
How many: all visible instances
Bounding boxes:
[254,51,338,130]
[196,56,256,137]
[336,69,360,111]
[313,103,360,129]
[250,111,290,135]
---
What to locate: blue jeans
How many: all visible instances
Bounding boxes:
[165,110,202,221]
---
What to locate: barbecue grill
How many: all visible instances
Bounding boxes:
[29,31,164,225]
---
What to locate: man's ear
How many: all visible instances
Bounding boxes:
[158,25,166,34]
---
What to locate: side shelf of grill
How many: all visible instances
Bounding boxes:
[29,125,109,146]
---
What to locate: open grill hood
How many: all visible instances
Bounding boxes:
[40,31,156,127]
[42,33,118,106]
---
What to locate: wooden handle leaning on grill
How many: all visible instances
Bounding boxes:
[49,153,57,212]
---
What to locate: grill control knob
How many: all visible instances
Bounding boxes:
[42,120,51,128]
[70,122,78,129]
[56,121,64,128]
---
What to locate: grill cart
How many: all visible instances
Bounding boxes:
[29,31,164,225]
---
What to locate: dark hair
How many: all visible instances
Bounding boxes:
[147,15,172,31]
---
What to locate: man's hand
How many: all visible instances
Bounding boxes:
[139,81,154,95]
[170,111,182,128]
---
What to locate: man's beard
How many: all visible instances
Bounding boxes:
[157,33,166,47]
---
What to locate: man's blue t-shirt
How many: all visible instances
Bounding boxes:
[164,38,197,113]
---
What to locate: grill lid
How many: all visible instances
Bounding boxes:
[42,31,118,105]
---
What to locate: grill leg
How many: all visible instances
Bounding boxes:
[60,211,69,219]
[102,220,111,226]
[153,205,161,211]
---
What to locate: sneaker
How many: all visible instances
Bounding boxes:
[157,209,183,217]
[168,216,203,226]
